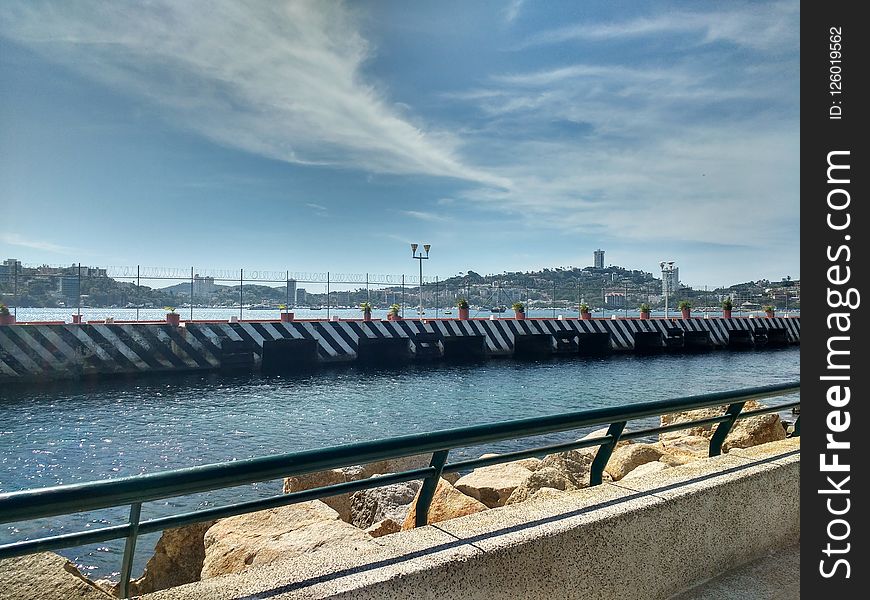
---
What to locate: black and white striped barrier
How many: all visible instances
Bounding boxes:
[0,317,799,383]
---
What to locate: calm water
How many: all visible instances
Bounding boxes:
[0,347,800,579]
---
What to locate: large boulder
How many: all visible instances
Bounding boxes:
[201,500,378,579]
[605,444,664,481]
[538,449,597,487]
[0,552,114,600]
[126,521,215,596]
[454,461,537,508]
[365,518,401,538]
[282,454,432,522]
[659,400,785,451]
[658,435,712,458]
[401,478,488,530]
[505,467,578,505]
[350,479,421,529]
[622,460,671,481]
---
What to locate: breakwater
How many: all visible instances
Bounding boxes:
[0,317,799,383]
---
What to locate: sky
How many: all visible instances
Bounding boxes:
[0,1,799,288]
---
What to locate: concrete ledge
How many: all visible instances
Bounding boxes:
[144,438,800,600]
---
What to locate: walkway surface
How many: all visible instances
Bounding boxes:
[669,544,799,599]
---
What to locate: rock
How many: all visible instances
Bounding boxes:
[659,435,711,458]
[350,479,421,529]
[283,468,352,522]
[526,487,569,503]
[605,444,664,481]
[126,521,215,596]
[365,518,401,538]
[722,413,787,451]
[0,552,114,600]
[477,453,542,472]
[201,500,378,579]
[505,467,579,505]
[538,449,597,487]
[402,478,488,530]
[580,427,632,449]
[454,461,536,508]
[622,461,671,480]
[282,454,431,522]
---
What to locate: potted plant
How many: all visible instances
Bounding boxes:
[278,304,294,323]
[72,314,82,324]
[678,300,692,319]
[0,304,14,326]
[763,304,775,318]
[456,298,470,320]
[511,301,526,320]
[639,303,651,320]
[387,303,402,321]
[360,301,373,321]
[579,303,591,320]
[165,306,180,327]
[721,298,733,319]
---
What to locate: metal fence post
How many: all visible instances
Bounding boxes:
[190,267,194,322]
[77,263,82,320]
[12,261,18,319]
[708,402,746,456]
[435,276,439,319]
[136,265,140,322]
[553,280,556,318]
[239,269,243,321]
[401,274,405,318]
[118,502,142,599]
[326,272,330,319]
[415,450,449,527]
[589,421,626,486]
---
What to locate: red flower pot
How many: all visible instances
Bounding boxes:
[581,311,591,320]
[72,314,83,324]
[722,309,732,319]
[363,310,372,322]
[0,314,15,326]
[166,313,180,326]
[765,310,775,318]
[387,313,401,321]
[458,307,470,320]
[515,311,526,320]
[681,309,691,319]
[280,312,294,322]
[639,311,650,320]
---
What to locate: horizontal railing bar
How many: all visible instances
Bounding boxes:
[736,402,800,418]
[443,437,612,472]
[0,523,131,561]
[619,415,732,441]
[0,382,798,524]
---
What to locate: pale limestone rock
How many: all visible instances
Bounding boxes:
[365,518,401,538]
[0,552,114,600]
[126,520,215,596]
[350,479,421,529]
[605,444,664,481]
[201,500,378,579]
[526,487,570,503]
[454,461,536,508]
[659,435,712,458]
[505,467,579,505]
[477,453,542,472]
[622,460,671,481]
[538,449,596,487]
[659,400,785,451]
[402,478,488,530]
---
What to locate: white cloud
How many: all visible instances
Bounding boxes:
[503,0,525,24]
[0,233,78,254]
[0,1,508,188]
[401,210,450,223]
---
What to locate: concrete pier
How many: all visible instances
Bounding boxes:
[0,317,800,384]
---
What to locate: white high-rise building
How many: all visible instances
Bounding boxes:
[287,279,297,307]
[662,267,680,296]
[593,249,605,269]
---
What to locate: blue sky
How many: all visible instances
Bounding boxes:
[0,1,799,287]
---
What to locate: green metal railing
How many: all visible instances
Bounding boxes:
[0,382,799,598]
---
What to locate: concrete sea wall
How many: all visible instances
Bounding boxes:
[0,317,800,383]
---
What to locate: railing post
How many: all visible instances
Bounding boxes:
[415,450,449,527]
[118,502,142,599]
[708,402,746,456]
[791,415,800,437]
[589,421,626,486]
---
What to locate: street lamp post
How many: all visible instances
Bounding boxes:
[660,261,676,319]
[411,243,430,317]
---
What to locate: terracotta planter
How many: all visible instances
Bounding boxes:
[72,314,83,324]
[280,312,294,322]
[765,310,775,318]
[458,307,470,320]
[581,311,591,320]
[0,314,14,326]
[166,313,180,326]
[515,311,526,320]
[363,310,372,322]
[639,311,650,320]
[387,313,401,321]
[681,309,691,319]
[722,309,732,319]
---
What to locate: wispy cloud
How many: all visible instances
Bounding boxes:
[0,1,508,188]
[401,210,450,223]
[0,232,78,254]
[305,202,329,216]
[503,0,525,24]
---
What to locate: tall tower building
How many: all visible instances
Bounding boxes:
[662,267,680,296]
[593,249,605,269]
